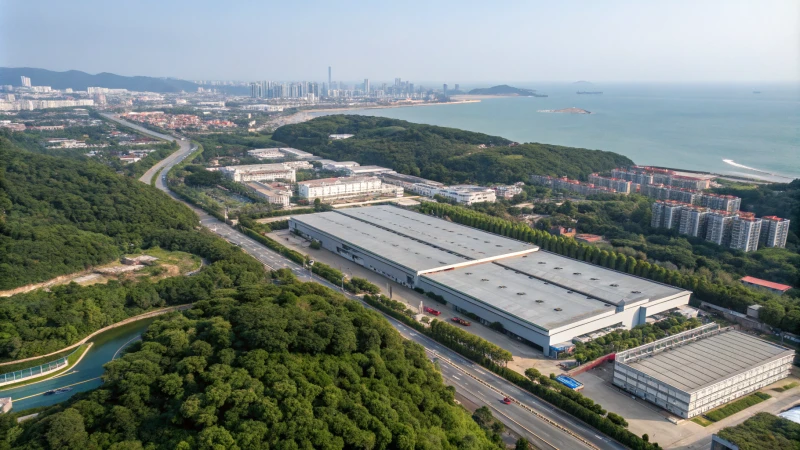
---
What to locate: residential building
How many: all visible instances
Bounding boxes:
[219,164,296,183]
[651,200,685,229]
[297,176,402,201]
[492,183,525,199]
[246,181,292,207]
[705,212,735,246]
[588,174,632,194]
[678,205,709,238]
[530,175,620,196]
[760,216,790,249]
[699,193,741,214]
[740,276,793,295]
[20,76,31,87]
[611,166,710,190]
[613,324,794,418]
[729,215,762,252]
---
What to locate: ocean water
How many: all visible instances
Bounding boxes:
[317,83,800,181]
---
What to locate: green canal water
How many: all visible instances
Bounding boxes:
[0,317,156,412]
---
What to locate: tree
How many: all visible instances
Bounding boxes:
[46,408,89,450]
[515,437,530,450]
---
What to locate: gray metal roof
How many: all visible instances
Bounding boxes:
[624,330,794,393]
[422,262,613,331]
[292,212,470,272]
[336,206,537,261]
[497,252,686,307]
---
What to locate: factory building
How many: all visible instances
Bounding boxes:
[246,181,292,207]
[613,324,794,418]
[297,176,401,201]
[345,165,396,176]
[289,206,691,356]
[219,164,296,183]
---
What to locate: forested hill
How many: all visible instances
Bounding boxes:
[467,85,535,96]
[2,274,499,449]
[272,115,633,184]
[0,132,198,290]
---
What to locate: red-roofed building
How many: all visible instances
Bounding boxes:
[740,276,793,295]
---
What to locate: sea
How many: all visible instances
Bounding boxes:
[314,83,800,182]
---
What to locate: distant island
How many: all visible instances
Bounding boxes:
[538,107,591,114]
[467,85,535,96]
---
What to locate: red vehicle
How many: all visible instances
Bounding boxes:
[451,317,471,326]
[502,397,512,405]
[424,306,441,316]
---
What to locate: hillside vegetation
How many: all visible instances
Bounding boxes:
[467,85,535,96]
[0,272,499,449]
[0,131,198,290]
[272,115,633,184]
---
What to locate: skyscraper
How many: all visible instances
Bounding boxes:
[20,76,31,87]
[328,67,331,89]
[364,79,370,95]
[443,84,448,95]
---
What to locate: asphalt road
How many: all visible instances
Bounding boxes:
[107,116,625,450]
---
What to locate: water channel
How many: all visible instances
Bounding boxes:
[0,317,156,412]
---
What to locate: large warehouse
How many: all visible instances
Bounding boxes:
[613,324,795,418]
[289,206,692,356]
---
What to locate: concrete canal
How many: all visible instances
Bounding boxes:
[0,317,156,412]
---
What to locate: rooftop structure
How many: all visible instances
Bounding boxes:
[219,164,296,183]
[297,176,401,201]
[247,148,284,159]
[247,181,292,207]
[345,165,395,176]
[436,185,497,205]
[614,324,794,418]
[740,276,793,294]
[276,147,315,159]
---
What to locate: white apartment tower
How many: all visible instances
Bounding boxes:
[678,206,709,238]
[729,216,762,252]
[760,216,790,249]
[705,212,734,246]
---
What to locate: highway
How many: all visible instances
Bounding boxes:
[103,114,624,450]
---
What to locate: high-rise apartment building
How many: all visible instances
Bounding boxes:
[678,206,710,238]
[364,79,370,94]
[760,216,790,248]
[328,67,331,89]
[651,201,684,229]
[730,216,762,252]
[699,194,740,214]
[705,212,734,246]
[20,76,31,87]
[443,84,448,95]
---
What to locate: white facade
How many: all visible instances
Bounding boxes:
[760,216,790,248]
[706,212,734,246]
[613,325,794,418]
[436,185,496,205]
[323,161,360,171]
[730,216,762,252]
[220,164,296,183]
[345,165,395,176]
[329,134,354,140]
[247,148,284,159]
[247,182,291,207]
[298,176,401,201]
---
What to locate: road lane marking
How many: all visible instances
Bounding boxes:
[13,377,103,402]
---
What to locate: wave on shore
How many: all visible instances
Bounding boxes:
[723,159,794,181]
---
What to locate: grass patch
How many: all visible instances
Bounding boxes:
[705,392,771,422]
[692,416,713,427]
[131,247,202,275]
[0,344,90,392]
[772,382,798,393]
[0,346,77,374]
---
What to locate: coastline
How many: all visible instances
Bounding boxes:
[272,99,480,128]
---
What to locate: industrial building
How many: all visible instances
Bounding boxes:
[323,161,360,171]
[289,206,692,356]
[219,164,296,183]
[297,176,402,201]
[345,165,396,176]
[246,181,292,207]
[435,185,497,205]
[247,148,284,159]
[613,324,794,418]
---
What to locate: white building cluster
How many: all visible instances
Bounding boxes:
[651,201,790,251]
[297,177,402,201]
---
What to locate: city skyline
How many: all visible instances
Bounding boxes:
[1,0,798,83]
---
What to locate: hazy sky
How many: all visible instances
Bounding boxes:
[2,0,798,83]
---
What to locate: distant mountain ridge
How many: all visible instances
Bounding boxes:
[0,67,246,94]
[467,84,535,96]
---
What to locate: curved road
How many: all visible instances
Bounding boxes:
[101,114,625,450]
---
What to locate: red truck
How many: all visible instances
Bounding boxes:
[451,317,471,326]
[424,306,441,316]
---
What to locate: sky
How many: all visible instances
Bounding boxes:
[1,0,798,83]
